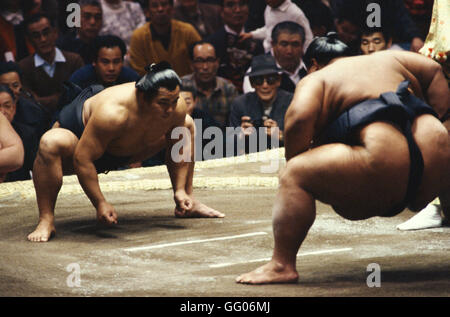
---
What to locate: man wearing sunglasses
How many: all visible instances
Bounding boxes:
[229,54,292,154]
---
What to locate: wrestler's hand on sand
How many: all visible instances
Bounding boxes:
[96,201,118,225]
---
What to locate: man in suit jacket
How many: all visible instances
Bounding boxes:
[19,13,84,114]
[207,0,265,93]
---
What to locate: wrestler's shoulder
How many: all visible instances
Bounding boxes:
[90,95,131,130]
[296,73,326,93]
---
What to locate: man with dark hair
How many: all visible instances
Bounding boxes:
[206,0,264,93]
[298,0,334,37]
[239,0,313,53]
[331,0,425,53]
[174,0,223,38]
[359,27,392,55]
[0,0,34,62]
[359,27,404,55]
[27,62,224,243]
[129,0,202,77]
[19,13,84,112]
[302,32,350,70]
[181,41,238,130]
[69,35,139,89]
[237,34,449,284]
[243,21,308,93]
[57,0,103,64]
[0,61,51,139]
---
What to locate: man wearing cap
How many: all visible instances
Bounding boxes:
[27,62,224,243]
[229,54,293,154]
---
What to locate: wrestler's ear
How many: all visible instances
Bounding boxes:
[307,58,320,74]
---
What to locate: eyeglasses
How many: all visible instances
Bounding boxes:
[193,57,217,65]
[249,74,280,86]
[224,0,248,9]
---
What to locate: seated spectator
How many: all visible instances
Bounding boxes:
[206,0,264,93]
[99,0,147,49]
[359,27,403,55]
[245,0,266,31]
[57,0,103,64]
[0,84,38,182]
[19,13,84,113]
[331,0,425,52]
[230,54,292,154]
[0,0,34,62]
[129,0,202,77]
[332,3,362,55]
[0,111,24,183]
[0,61,51,139]
[240,0,313,53]
[403,0,433,41]
[181,41,238,130]
[69,35,140,89]
[297,0,334,37]
[243,21,308,93]
[179,84,224,160]
[174,0,223,38]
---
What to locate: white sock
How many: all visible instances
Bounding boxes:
[396,204,443,231]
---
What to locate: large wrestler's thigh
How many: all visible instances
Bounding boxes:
[284,122,410,220]
[410,114,450,210]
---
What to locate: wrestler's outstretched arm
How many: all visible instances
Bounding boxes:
[165,114,195,214]
[73,105,129,225]
[165,113,225,218]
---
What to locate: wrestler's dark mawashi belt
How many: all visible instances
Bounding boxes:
[320,81,438,217]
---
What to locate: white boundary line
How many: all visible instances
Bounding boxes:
[209,248,353,268]
[124,232,268,252]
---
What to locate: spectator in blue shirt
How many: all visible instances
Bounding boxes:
[69,35,139,89]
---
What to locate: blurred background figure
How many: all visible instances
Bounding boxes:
[174,0,223,38]
[99,0,147,49]
[57,0,103,64]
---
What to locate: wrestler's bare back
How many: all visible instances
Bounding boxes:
[81,82,186,163]
[286,50,449,217]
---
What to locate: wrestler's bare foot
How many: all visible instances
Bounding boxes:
[27,218,56,242]
[175,199,225,218]
[236,260,299,285]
